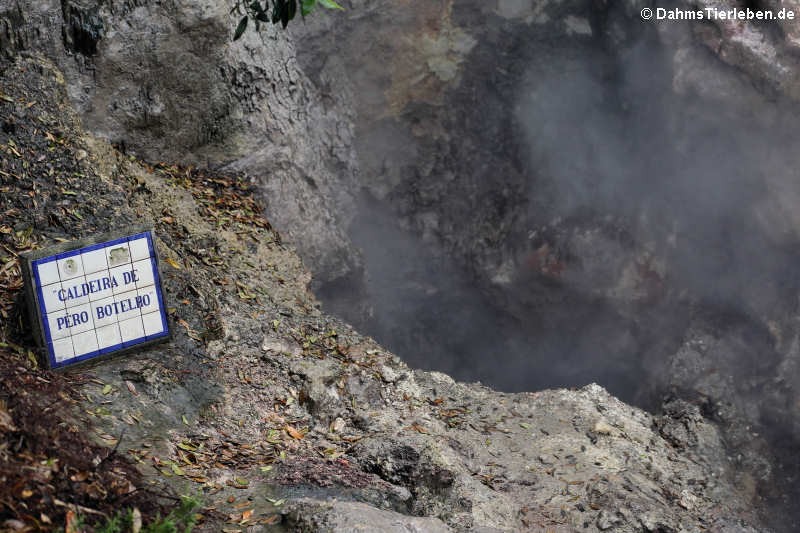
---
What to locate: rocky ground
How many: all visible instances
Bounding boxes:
[0,53,772,532]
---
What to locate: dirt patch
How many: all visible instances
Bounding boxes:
[274,457,383,489]
[0,346,165,530]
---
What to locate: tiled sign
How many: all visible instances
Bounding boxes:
[21,228,170,369]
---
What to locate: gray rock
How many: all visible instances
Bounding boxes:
[0,0,364,290]
[282,498,453,533]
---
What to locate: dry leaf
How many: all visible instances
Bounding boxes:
[70,471,89,482]
[165,256,182,270]
[285,425,304,440]
[126,381,138,396]
[3,519,26,531]
[131,508,142,533]
[242,509,253,520]
[65,510,79,533]
[0,401,17,432]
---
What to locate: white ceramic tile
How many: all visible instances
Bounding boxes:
[44,310,71,341]
[133,258,156,289]
[51,337,74,363]
[61,302,95,335]
[142,311,165,337]
[96,323,122,350]
[136,285,161,315]
[106,241,132,268]
[40,282,66,314]
[72,330,99,357]
[109,263,138,295]
[84,269,115,302]
[57,254,84,281]
[90,296,118,328]
[119,316,145,343]
[129,236,151,262]
[113,289,143,322]
[81,247,109,275]
[35,260,60,286]
[58,275,90,307]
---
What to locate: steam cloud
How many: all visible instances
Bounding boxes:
[318,9,800,531]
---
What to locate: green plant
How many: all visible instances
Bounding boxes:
[94,511,124,533]
[230,0,343,39]
[92,496,201,533]
[142,495,200,533]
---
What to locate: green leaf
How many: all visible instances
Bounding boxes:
[182,415,190,425]
[102,384,112,395]
[272,0,285,25]
[287,0,297,21]
[281,3,290,27]
[27,351,38,370]
[233,16,248,41]
[301,0,316,16]
[318,0,343,9]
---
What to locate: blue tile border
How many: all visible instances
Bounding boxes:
[148,249,169,342]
